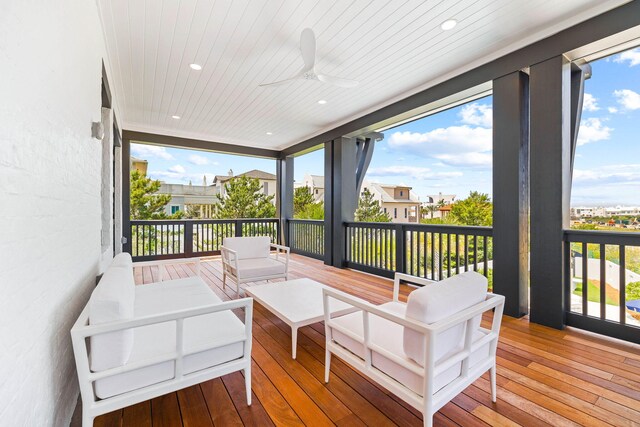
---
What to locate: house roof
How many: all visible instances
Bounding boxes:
[308,175,324,188]
[215,169,276,183]
[368,182,420,204]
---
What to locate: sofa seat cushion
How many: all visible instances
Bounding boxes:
[223,236,271,260]
[89,260,136,372]
[231,257,286,280]
[94,277,246,399]
[404,271,488,366]
[330,302,489,396]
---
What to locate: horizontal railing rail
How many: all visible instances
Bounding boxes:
[344,222,493,282]
[130,218,279,261]
[287,219,324,260]
[563,229,640,344]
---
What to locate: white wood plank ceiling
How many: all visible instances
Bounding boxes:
[98,0,628,151]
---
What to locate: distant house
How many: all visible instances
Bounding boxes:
[363,181,421,223]
[423,192,456,219]
[439,204,454,218]
[213,169,277,202]
[131,156,148,175]
[298,174,324,202]
[157,181,219,218]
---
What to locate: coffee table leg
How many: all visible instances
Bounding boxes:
[291,326,298,359]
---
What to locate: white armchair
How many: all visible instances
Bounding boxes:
[221,236,290,296]
[323,271,505,427]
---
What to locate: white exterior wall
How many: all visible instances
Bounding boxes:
[0,1,118,426]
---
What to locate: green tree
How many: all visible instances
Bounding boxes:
[355,188,391,222]
[214,176,276,219]
[130,170,183,219]
[422,203,438,219]
[449,191,493,226]
[627,281,640,301]
[294,186,315,215]
[298,202,325,220]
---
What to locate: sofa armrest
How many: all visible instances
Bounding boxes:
[220,246,239,274]
[392,273,437,302]
[133,257,202,281]
[270,243,290,269]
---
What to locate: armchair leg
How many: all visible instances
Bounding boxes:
[324,349,331,383]
[244,365,252,406]
[490,364,497,403]
[222,272,226,289]
[82,407,94,427]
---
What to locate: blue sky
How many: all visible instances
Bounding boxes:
[134,47,640,207]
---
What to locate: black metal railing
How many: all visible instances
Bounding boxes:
[344,222,493,281]
[130,218,279,261]
[287,219,324,260]
[564,230,640,344]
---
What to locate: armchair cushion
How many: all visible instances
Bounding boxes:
[403,271,487,366]
[223,236,271,260]
[110,252,133,269]
[232,257,286,280]
[89,261,136,372]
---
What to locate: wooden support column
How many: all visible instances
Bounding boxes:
[122,137,131,254]
[276,156,294,245]
[492,70,529,318]
[529,55,572,329]
[325,137,358,267]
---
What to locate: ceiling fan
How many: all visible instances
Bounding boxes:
[259,28,359,88]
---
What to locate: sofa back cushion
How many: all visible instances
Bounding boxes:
[223,236,271,260]
[403,271,487,366]
[110,252,132,269]
[89,260,136,371]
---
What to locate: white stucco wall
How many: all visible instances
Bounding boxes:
[0,1,118,425]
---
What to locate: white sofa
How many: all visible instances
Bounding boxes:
[71,254,253,426]
[323,271,505,427]
[221,236,289,296]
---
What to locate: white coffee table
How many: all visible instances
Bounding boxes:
[245,278,357,358]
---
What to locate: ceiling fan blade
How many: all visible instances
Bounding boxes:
[316,74,359,88]
[300,28,316,72]
[259,68,307,87]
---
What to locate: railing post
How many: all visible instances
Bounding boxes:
[235,219,243,237]
[183,220,193,258]
[395,224,406,274]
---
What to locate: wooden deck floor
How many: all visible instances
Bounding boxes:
[92,254,640,427]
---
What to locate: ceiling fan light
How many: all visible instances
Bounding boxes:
[318,100,327,104]
[171,115,181,119]
[189,63,202,70]
[441,19,457,31]
[266,132,273,135]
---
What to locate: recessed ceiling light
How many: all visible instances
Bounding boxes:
[266,132,273,135]
[441,19,457,31]
[171,115,181,119]
[189,63,202,70]
[318,100,327,105]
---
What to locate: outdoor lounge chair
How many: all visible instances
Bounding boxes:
[221,236,290,296]
[323,271,505,427]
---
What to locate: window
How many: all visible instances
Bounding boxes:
[263,181,269,195]
[171,205,180,214]
[315,189,319,194]
[384,207,387,213]
[400,190,404,197]
[394,208,397,218]
[404,208,408,218]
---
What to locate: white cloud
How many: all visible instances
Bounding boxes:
[367,165,462,180]
[577,118,612,146]
[188,154,212,165]
[614,89,640,110]
[459,103,492,128]
[613,48,640,67]
[387,126,492,168]
[582,93,599,112]
[608,106,618,113]
[131,144,174,160]
[573,164,640,186]
[149,171,217,184]
[168,164,186,174]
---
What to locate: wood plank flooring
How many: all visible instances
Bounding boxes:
[91,254,640,426]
